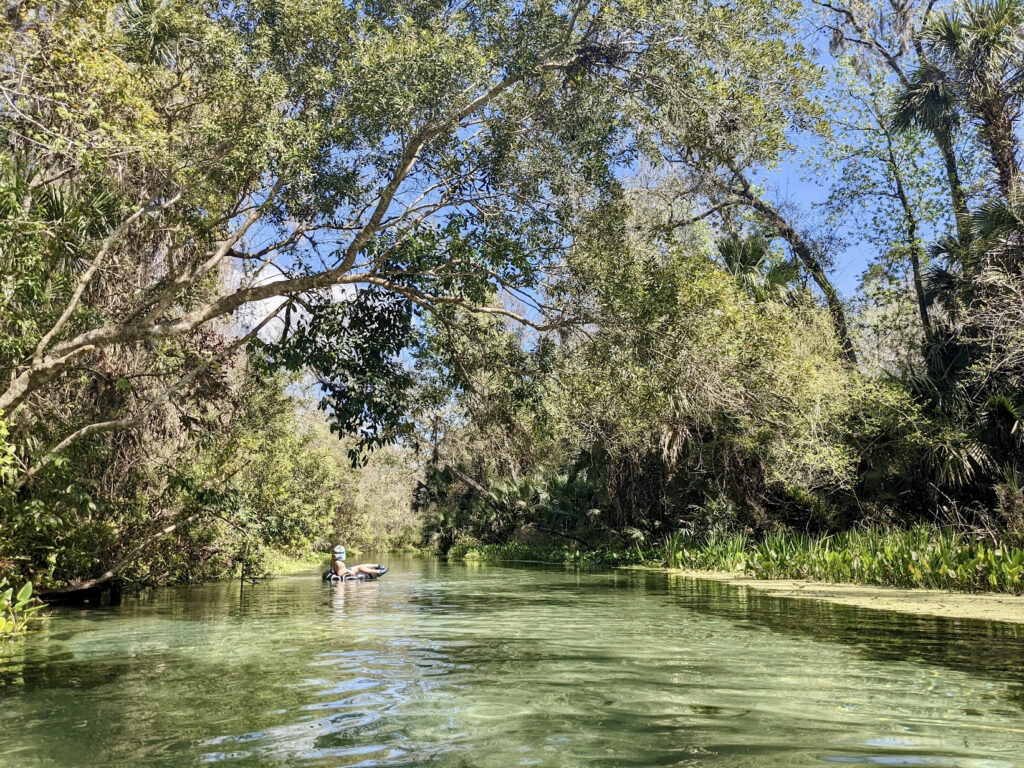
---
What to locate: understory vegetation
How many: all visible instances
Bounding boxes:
[0,578,43,638]
[2,0,1024,633]
[0,355,423,592]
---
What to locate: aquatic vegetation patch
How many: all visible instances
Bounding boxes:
[446,526,1024,593]
[0,579,45,638]
[661,527,1024,593]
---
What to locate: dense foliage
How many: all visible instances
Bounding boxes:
[414,0,1024,563]
[1,0,1023,611]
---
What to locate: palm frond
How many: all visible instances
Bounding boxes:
[891,60,961,134]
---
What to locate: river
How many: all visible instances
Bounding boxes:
[1,555,1021,767]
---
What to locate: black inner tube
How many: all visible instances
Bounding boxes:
[323,565,388,582]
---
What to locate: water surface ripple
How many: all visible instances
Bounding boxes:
[1,556,1021,767]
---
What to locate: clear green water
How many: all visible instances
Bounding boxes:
[1,557,1022,768]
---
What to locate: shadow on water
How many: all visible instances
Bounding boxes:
[654,571,1024,685]
[439,561,1023,700]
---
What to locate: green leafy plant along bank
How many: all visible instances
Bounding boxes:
[0,579,44,638]
[447,527,1024,593]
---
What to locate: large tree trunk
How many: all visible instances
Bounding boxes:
[978,101,1021,199]
[887,140,934,342]
[934,126,971,241]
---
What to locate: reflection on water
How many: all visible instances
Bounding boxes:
[1,556,1021,768]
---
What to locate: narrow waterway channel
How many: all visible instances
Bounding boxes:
[1,555,1021,767]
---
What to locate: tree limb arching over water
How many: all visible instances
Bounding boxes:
[1,0,1023,601]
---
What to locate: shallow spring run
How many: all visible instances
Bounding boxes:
[1,555,1021,767]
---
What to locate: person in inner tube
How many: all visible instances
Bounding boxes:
[330,545,384,578]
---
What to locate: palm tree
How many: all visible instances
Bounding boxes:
[119,0,181,67]
[971,194,1024,257]
[716,235,800,303]
[929,188,1024,271]
[891,2,1024,511]
[891,60,971,238]
[917,0,1024,198]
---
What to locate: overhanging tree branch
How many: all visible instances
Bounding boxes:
[14,302,288,488]
[0,49,601,416]
[32,193,181,361]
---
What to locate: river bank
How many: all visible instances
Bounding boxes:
[449,527,1024,590]
[446,527,1024,624]
[654,568,1023,624]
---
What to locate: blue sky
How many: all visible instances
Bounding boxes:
[760,157,871,297]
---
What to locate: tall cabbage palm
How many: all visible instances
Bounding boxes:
[891,61,971,237]
[916,0,1024,197]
